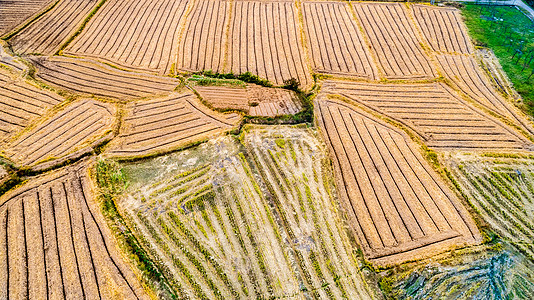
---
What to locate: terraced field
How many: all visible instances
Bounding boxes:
[65,0,189,75]
[0,68,63,143]
[226,0,312,87]
[352,2,435,80]
[0,0,54,36]
[315,97,480,265]
[0,162,148,299]
[412,5,473,54]
[436,54,533,134]
[301,1,378,80]
[448,154,534,262]
[107,92,240,158]
[195,84,301,116]
[177,0,229,74]
[5,99,115,170]
[323,80,532,151]
[118,127,374,299]
[30,56,179,100]
[8,0,99,55]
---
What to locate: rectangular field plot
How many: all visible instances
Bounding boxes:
[324,80,532,151]
[5,99,116,170]
[412,5,473,54]
[106,92,241,158]
[118,127,374,298]
[301,1,378,79]
[449,155,534,263]
[65,0,189,75]
[0,68,63,143]
[30,56,179,100]
[436,54,534,135]
[226,1,312,88]
[0,163,148,299]
[195,84,302,116]
[315,98,480,265]
[8,0,100,55]
[177,0,230,74]
[352,3,436,80]
[0,0,54,36]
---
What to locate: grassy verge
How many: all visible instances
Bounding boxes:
[461,4,534,115]
[95,159,177,299]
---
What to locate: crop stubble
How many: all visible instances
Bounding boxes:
[315,97,481,265]
[65,0,189,75]
[0,163,148,299]
[0,0,54,37]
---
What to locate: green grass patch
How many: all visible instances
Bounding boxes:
[461,4,534,115]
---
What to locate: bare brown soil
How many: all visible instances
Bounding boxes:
[0,68,63,144]
[8,0,99,55]
[195,84,302,116]
[65,0,189,75]
[177,0,229,74]
[0,161,148,299]
[412,5,473,54]
[0,0,54,36]
[315,97,481,265]
[302,1,378,80]
[226,0,312,88]
[324,80,533,151]
[29,56,180,100]
[5,99,116,169]
[107,91,240,158]
[352,2,436,80]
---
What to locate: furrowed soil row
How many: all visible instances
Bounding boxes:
[323,80,532,151]
[195,84,302,116]
[178,0,230,74]
[8,0,100,55]
[412,5,473,54]
[5,99,115,169]
[30,56,179,100]
[352,2,435,80]
[118,128,374,298]
[449,156,534,261]
[0,68,63,143]
[0,0,55,37]
[301,1,378,80]
[65,0,189,75]
[226,0,312,88]
[0,163,148,299]
[107,92,240,158]
[436,54,534,135]
[315,98,481,265]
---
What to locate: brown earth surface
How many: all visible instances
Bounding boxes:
[65,0,189,75]
[29,56,180,100]
[8,0,99,55]
[412,4,474,54]
[195,84,302,116]
[106,91,241,158]
[177,0,230,74]
[315,97,481,265]
[322,80,533,151]
[0,67,63,144]
[0,161,149,299]
[0,0,54,37]
[4,99,116,170]
[352,2,436,80]
[301,1,378,80]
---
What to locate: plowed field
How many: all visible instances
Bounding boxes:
[30,56,179,100]
[323,80,532,151]
[0,162,148,299]
[65,0,189,75]
[0,0,54,36]
[315,97,480,265]
[107,92,240,158]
